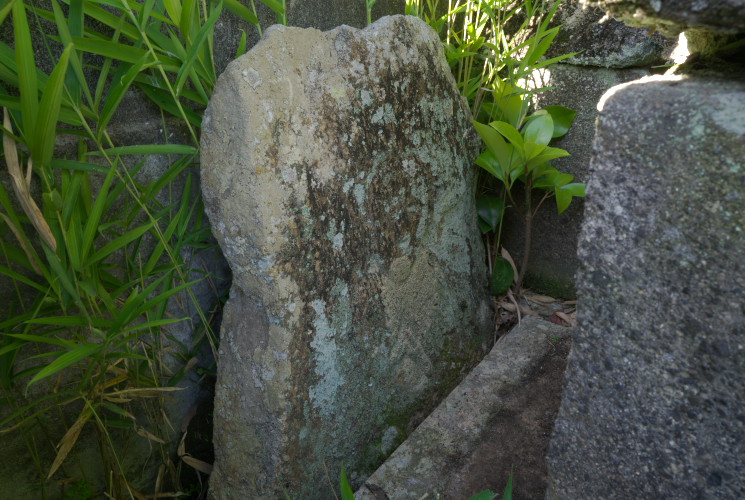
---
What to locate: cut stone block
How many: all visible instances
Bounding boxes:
[200,15,492,499]
[546,75,745,498]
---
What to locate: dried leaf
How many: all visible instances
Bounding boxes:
[501,247,519,283]
[106,387,183,398]
[136,425,165,444]
[181,455,213,474]
[177,432,187,457]
[555,310,574,327]
[524,293,557,304]
[2,108,57,251]
[48,409,91,479]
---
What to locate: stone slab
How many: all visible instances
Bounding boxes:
[201,15,492,499]
[356,317,571,499]
[546,75,745,498]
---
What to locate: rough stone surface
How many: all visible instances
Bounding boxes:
[201,15,492,499]
[548,1,674,67]
[286,0,404,31]
[546,75,745,498]
[504,64,648,298]
[356,317,571,499]
[586,0,745,35]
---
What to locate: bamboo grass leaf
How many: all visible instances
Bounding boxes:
[224,0,259,25]
[13,0,38,140]
[33,44,73,172]
[175,0,222,95]
[97,54,156,140]
[89,144,197,156]
[80,163,116,262]
[29,343,101,388]
[87,222,154,266]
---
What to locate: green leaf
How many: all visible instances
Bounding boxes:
[490,257,514,296]
[87,222,154,266]
[89,144,198,156]
[555,183,585,214]
[98,55,156,140]
[489,121,524,155]
[27,343,101,387]
[80,165,116,262]
[475,150,505,183]
[0,0,17,26]
[224,0,259,25]
[163,0,182,24]
[340,466,355,500]
[33,44,72,171]
[174,0,222,96]
[503,470,513,500]
[13,0,38,138]
[560,182,586,197]
[236,29,247,58]
[476,194,504,233]
[467,491,497,500]
[525,146,570,172]
[545,105,577,138]
[522,142,547,162]
[522,113,553,146]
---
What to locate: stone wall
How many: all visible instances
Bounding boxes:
[502,0,674,297]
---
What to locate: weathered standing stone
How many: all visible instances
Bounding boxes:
[200,15,492,499]
[546,75,745,498]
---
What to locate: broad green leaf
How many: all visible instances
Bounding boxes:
[545,105,577,138]
[33,44,72,171]
[525,146,570,172]
[475,150,505,183]
[556,187,572,214]
[522,113,553,146]
[489,121,524,154]
[340,466,354,500]
[27,343,101,387]
[476,194,504,233]
[523,142,547,162]
[560,182,586,197]
[473,120,508,158]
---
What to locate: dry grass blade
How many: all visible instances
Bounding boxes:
[105,387,183,398]
[135,425,166,444]
[2,108,57,252]
[524,292,558,304]
[47,408,91,479]
[0,212,43,274]
[181,455,213,474]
